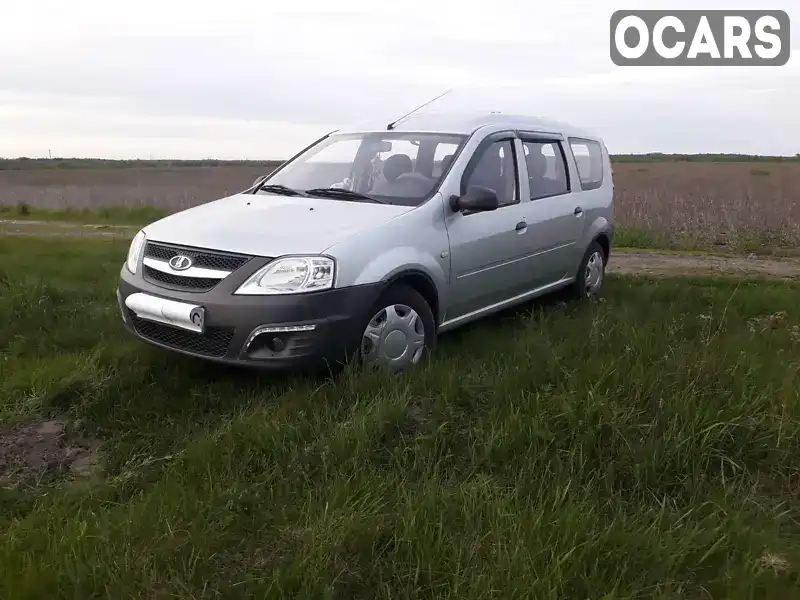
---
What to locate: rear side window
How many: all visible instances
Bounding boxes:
[522,140,569,200]
[568,138,604,191]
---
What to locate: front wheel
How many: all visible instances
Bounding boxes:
[568,241,606,299]
[356,284,436,373]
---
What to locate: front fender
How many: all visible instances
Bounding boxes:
[351,247,448,308]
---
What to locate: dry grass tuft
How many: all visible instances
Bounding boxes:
[2,160,800,253]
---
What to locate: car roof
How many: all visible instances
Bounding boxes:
[336,110,601,142]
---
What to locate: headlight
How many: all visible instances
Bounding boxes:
[234,256,335,295]
[126,230,146,274]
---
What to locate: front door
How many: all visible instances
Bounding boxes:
[443,133,531,320]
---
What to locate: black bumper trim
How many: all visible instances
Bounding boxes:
[117,266,385,370]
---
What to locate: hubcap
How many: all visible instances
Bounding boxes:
[584,251,604,296]
[360,304,426,371]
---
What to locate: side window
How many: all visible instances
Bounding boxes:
[522,140,569,200]
[464,140,518,207]
[568,138,604,191]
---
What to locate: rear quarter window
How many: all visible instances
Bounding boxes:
[568,138,605,191]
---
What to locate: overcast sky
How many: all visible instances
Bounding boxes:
[1,0,797,159]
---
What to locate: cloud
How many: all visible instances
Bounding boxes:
[0,0,797,157]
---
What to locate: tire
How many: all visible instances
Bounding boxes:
[568,241,606,299]
[355,284,436,373]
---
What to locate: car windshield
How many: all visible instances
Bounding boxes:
[257,131,467,206]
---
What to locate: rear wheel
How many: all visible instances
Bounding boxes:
[568,241,606,299]
[357,284,436,373]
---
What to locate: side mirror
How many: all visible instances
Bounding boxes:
[252,175,268,188]
[449,185,499,213]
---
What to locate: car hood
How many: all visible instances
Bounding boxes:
[142,193,414,257]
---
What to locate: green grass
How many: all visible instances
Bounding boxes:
[0,204,169,226]
[2,238,800,598]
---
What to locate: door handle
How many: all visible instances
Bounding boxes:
[574,206,583,216]
[515,221,527,231]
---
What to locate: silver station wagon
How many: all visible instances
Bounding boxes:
[118,111,614,372]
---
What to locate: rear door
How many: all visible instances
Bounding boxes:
[515,133,585,285]
[443,131,532,319]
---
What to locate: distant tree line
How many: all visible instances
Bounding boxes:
[1,153,799,170]
[611,153,800,163]
[0,158,281,170]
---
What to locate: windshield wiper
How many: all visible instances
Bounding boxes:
[255,184,306,197]
[304,188,388,204]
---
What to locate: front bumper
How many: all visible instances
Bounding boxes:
[117,265,383,370]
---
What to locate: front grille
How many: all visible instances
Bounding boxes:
[144,242,252,272]
[131,314,234,358]
[142,242,255,292]
[143,265,220,292]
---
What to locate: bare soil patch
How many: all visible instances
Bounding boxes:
[0,419,101,488]
[609,250,800,280]
[0,219,137,238]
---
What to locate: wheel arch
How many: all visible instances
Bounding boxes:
[585,217,613,264]
[594,232,610,263]
[384,269,441,326]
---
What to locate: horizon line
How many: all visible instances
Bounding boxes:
[2,151,800,161]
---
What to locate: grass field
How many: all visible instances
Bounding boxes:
[2,159,799,255]
[2,236,800,598]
